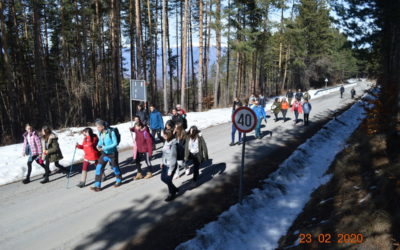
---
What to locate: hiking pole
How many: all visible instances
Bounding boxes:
[66,147,77,189]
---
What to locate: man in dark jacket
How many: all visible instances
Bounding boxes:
[149,105,165,144]
[136,104,149,126]
[286,89,294,107]
[340,85,345,98]
[171,108,184,125]
[295,89,303,101]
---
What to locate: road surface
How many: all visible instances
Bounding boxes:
[0,81,371,250]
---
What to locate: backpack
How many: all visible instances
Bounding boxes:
[108,127,121,146]
[304,93,310,100]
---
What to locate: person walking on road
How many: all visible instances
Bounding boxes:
[184,126,209,189]
[130,122,154,180]
[160,130,179,202]
[258,93,266,109]
[302,100,312,126]
[351,88,356,99]
[91,120,122,191]
[251,99,267,139]
[291,100,303,124]
[149,105,165,145]
[340,85,345,98]
[136,104,149,126]
[21,124,48,184]
[76,128,100,188]
[303,90,311,101]
[176,104,188,129]
[171,108,184,127]
[271,98,281,122]
[41,126,68,184]
[286,89,294,107]
[280,98,289,122]
[295,89,303,101]
[173,123,187,178]
[232,97,242,111]
[230,104,243,146]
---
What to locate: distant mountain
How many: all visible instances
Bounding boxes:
[122,46,224,79]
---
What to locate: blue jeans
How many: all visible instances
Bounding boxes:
[231,125,242,143]
[161,166,178,194]
[94,153,122,188]
[255,118,263,137]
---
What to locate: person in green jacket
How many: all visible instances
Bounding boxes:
[41,126,68,183]
[271,98,281,122]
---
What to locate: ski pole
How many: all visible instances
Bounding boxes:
[66,146,77,189]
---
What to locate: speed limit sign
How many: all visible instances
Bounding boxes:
[232,107,257,133]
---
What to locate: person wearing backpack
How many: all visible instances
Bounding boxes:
[295,89,303,101]
[149,105,165,145]
[340,85,345,98]
[130,122,154,180]
[90,120,122,191]
[271,98,281,122]
[286,89,294,107]
[21,124,48,184]
[258,93,266,109]
[251,99,267,139]
[291,100,303,124]
[302,100,312,126]
[136,104,149,126]
[280,98,290,122]
[230,104,243,146]
[75,128,100,188]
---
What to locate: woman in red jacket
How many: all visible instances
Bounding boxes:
[75,128,100,188]
[130,122,154,180]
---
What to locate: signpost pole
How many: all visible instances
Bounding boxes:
[239,133,246,204]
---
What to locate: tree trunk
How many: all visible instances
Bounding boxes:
[162,0,168,113]
[213,0,221,108]
[197,0,204,111]
[180,0,189,109]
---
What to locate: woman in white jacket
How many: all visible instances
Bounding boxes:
[160,129,179,202]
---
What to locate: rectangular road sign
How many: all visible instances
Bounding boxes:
[130,80,147,101]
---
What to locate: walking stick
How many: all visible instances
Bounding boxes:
[66,147,77,189]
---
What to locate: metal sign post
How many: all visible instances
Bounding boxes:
[232,107,257,204]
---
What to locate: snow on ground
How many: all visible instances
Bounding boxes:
[176,90,375,250]
[0,79,365,186]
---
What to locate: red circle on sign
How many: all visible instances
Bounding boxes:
[232,106,257,133]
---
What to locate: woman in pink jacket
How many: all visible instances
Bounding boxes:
[130,122,154,180]
[22,124,48,184]
[291,100,303,124]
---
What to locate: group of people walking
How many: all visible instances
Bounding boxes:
[21,103,208,202]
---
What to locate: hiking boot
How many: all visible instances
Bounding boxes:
[76,182,85,188]
[229,142,235,146]
[90,186,101,192]
[40,178,49,184]
[22,178,30,184]
[165,193,176,202]
[144,172,153,179]
[134,173,143,180]
[189,181,197,189]
[114,182,122,188]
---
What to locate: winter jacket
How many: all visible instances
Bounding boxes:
[281,101,289,110]
[178,109,187,119]
[149,109,165,130]
[23,131,42,156]
[136,109,149,125]
[303,92,311,101]
[76,135,100,161]
[251,105,267,120]
[291,101,303,114]
[295,92,303,101]
[340,87,345,93]
[303,102,312,114]
[171,114,184,126]
[131,128,153,157]
[286,91,294,98]
[176,133,186,161]
[232,100,243,110]
[259,96,266,107]
[184,135,208,163]
[42,133,63,162]
[271,101,281,114]
[162,139,178,175]
[97,129,118,155]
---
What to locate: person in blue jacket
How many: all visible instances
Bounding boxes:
[251,99,267,139]
[90,119,122,191]
[149,105,165,144]
[302,100,312,126]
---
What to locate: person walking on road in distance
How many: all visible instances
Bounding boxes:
[286,89,294,107]
[340,85,345,98]
[130,122,154,180]
[184,126,209,189]
[21,124,48,184]
[91,120,122,191]
[176,104,188,129]
[303,90,311,101]
[230,104,243,146]
[291,99,303,124]
[149,105,165,145]
[280,98,289,122]
[351,88,356,99]
[136,104,149,126]
[302,100,312,126]
[258,93,266,109]
[271,98,281,122]
[41,126,69,184]
[75,128,100,188]
[295,89,303,101]
[232,97,242,111]
[251,99,267,139]
[173,123,187,178]
[160,129,180,202]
